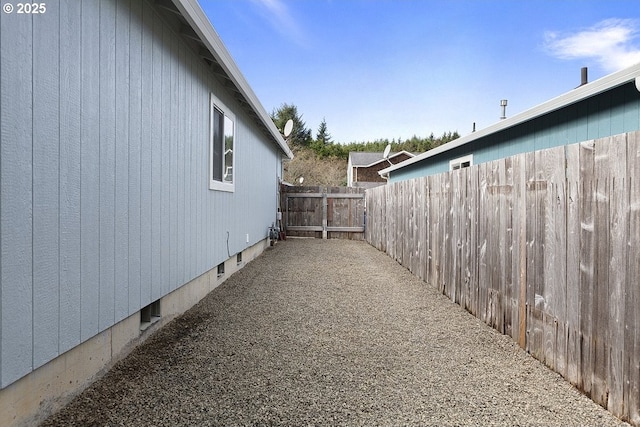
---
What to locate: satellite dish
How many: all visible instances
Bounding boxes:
[283,119,294,138]
[382,143,391,159]
[298,176,304,184]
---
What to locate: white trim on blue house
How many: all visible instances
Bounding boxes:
[449,154,473,170]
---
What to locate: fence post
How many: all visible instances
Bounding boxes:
[322,189,328,239]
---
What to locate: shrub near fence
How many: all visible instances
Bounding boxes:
[365,131,640,426]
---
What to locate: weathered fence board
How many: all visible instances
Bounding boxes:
[514,153,527,349]
[579,139,596,397]
[478,161,491,328]
[593,144,611,407]
[607,134,628,416]
[281,185,365,240]
[546,147,567,376]
[468,163,480,318]
[365,131,640,426]
[525,150,543,359]
[626,131,640,425]
[565,143,581,388]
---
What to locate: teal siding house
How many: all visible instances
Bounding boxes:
[381,64,640,181]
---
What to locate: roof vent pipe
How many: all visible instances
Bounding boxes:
[500,99,508,120]
[581,67,588,86]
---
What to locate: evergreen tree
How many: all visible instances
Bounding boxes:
[315,118,332,145]
[270,103,312,147]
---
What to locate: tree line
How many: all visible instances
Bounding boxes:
[271,103,460,159]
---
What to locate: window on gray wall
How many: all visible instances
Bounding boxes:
[210,93,235,192]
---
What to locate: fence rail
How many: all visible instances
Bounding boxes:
[365,131,640,426]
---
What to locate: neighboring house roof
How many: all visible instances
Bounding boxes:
[349,151,415,168]
[171,0,293,159]
[380,63,640,176]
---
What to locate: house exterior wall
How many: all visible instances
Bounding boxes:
[390,81,640,182]
[0,0,283,390]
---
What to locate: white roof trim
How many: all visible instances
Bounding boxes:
[171,0,293,159]
[359,151,416,168]
[350,150,415,168]
[380,63,640,176]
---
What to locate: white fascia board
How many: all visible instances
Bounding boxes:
[171,0,294,160]
[380,62,640,176]
[362,151,416,168]
[360,159,384,168]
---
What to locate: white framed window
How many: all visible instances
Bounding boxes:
[209,93,235,192]
[450,154,473,171]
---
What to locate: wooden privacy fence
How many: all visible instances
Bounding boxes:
[366,131,640,426]
[280,185,365,240]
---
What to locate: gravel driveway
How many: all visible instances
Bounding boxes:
[41,239,629,427]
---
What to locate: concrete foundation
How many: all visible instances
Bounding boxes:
[0,239,269,427]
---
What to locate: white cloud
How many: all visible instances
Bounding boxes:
[544,18,640,73]
[251,0,308,47]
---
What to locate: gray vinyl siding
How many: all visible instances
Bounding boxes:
[0,0,283,388]
[1,1,34,388]
[390,81,640,182]
[59,0,83,356]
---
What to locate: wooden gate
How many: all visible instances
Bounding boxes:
[280,185,365,240]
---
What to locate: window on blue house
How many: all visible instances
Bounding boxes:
[450,154,473,171]
[210,93,235,192]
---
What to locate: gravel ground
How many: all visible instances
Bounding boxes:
[41,238,630,427]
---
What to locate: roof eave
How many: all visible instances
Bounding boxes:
[354,150,416,168]
[382,63,640,175]
[362,153,410,168]
[171,0,294,159]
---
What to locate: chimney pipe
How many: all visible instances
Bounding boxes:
[580,67,588,86]
[500,99,508,120]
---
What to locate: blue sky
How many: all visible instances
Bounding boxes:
[201,1,640,144]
